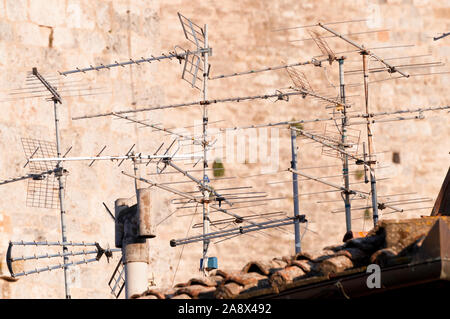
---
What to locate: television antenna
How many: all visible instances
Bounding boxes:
[1,68,118,298]
[3,13,448,298]
[65,13,315,278]
[220,19,449,236]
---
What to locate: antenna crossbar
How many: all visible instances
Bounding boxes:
[0,168,62,186]
[31,68,62,103]
[162,159,233,206]
[29,153,203,163]
[220,105,450,131]
[122,171,258,228]
[170,215,306,247]
[58,49,209,76]
[72,91,316,120]
[317,23,409,78]
[112,113,201,144]
[209,57,328,80]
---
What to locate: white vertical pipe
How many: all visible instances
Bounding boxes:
[125,261,148,298]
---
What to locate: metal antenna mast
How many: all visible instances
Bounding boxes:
[290,128,301,253]
[317,23,410,227]
[32,67,71,299]
[201,23,211,274]
[362,52,379,226]
[338,57,352,233]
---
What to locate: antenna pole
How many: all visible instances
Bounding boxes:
[290,128,301,253]
[338,57,352,233]
[362,52,379,226]
[53,98,71,299]
[201,23,210,275]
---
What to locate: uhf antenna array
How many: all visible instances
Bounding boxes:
[67,15,447,271]
[2,13,447,297]
[6,241,119,277]
[1,138,67,210]
[218,19,447,237]
[1,68,123,299]
[57,13,313,277]
[58,13,208,91]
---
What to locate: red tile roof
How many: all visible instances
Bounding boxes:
[134,216,450,299]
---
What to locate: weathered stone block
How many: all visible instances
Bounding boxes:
[29,0,66,27]
[5,0,27,21]
[40,215,59,230]
[77,29,107,54]
[52,27,77,49]
[0,1,5,18]
[66,0,96,29]
[434,7,450,19]
[381,217,450,253]
[95,1,112,31]
[15,22,51,47]
[413,0,431,5]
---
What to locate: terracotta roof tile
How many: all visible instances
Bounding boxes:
[289,259,315,273]
[138,294,160,299]
[335,247,368,266]
[241,258,288,276]
[343,232,385,253]
[171,293,192,299]
[215,281,242,299]
[317,254,354,276]
[308,250,336,262]
[292,251,314,261]
[133,288,168,299]
[215,272,271,299]
[173,284,217,299]
[270,264,306,290]
[136,217,450,299]
[175,276,220,288]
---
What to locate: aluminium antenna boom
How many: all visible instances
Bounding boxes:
[317,23,410,78]
[170,215,306,247]
[72,90,350,120]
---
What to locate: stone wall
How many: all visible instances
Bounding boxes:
[0,0,449,298]
[0,0,162,299]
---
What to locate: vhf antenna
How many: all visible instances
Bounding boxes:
[69,13,312,275]
[317,22,408,227]
[198,17,211,275]
[1,68,121,298]
[57,13,208,93]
